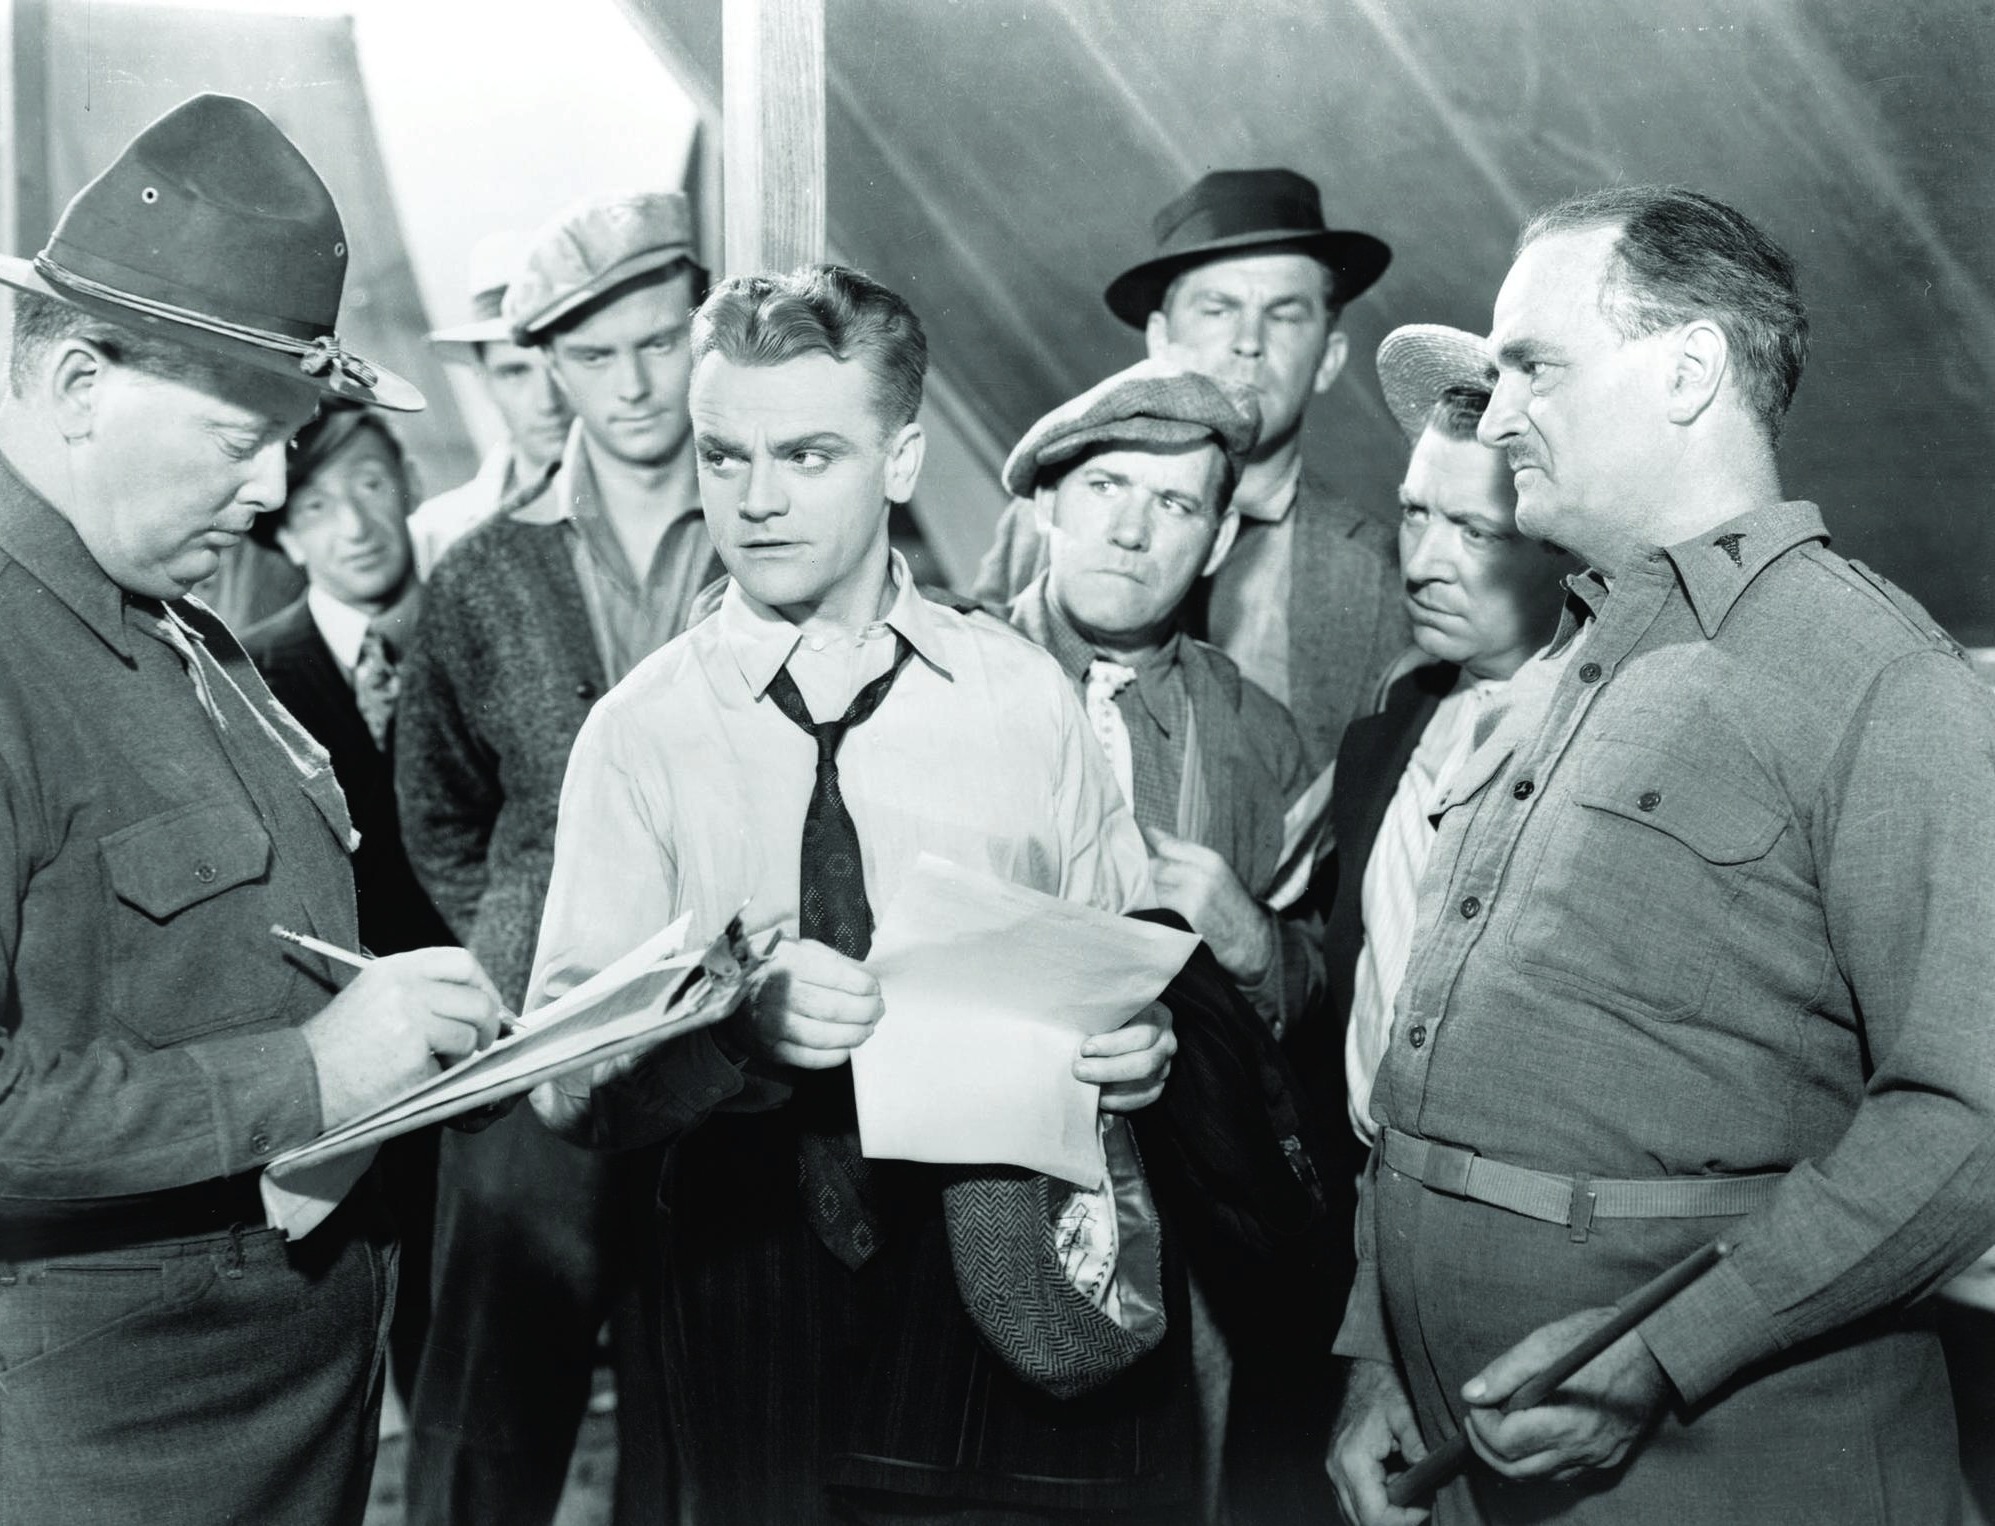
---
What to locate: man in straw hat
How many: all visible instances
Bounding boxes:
[396,188,715,1526]
[0,94,507,1525]
[973,167,1409,772]
[409,231,572,577]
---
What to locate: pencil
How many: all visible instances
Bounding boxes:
[271,923,372,971]
[1386,1239,1730,1507]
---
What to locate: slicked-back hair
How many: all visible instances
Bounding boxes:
[1519,186,1808,440]
[691,263,927,433]
[1427,382,1491,442]
[8,291,248,400]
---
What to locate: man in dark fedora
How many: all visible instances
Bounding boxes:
[973,167,1409,771]
[0,94,507,1526]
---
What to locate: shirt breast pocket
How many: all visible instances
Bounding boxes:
[99,800,298,1045]
[1507,744,1786,1023]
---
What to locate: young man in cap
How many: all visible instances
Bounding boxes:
[241,401,457,1412]
[395,188,714,1526]
[1330,188,1995,1526]
[0,94,507,1526]
[409,231,572,577]
[973,167,1409,770]
[526,264,1185,1525]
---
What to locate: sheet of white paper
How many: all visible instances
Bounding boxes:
[851,855,1197,1185]
[263,913,714,1236]
[1266,759,1336,912]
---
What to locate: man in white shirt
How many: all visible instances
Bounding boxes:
[528,264,1182,1525]
[408,232,572,577]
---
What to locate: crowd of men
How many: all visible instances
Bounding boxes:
[3,90,1994,1526]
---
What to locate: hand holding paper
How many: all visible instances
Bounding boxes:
[851,855,1198,1185]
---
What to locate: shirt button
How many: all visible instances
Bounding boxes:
[194,861,217,884]
[575,680,595,700]
[1638,789,1663,812]
[1579,661,1603,684]
[1408,1024,1428,1050]
[1460,895,1482,920]
[1512,779,1535,800]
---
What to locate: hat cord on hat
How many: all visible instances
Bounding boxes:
[33,253,378,390]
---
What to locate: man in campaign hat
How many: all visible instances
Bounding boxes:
[396,188,714,1526]
[408,231,572,576]
[973,168,1410,772]
[0,94,506,1526]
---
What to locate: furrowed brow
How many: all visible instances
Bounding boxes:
[770,431,854,456]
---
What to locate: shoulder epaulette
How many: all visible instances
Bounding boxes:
[1844,558,1967,661]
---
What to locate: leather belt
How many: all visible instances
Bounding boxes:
[0,1174,268,1262]
[1380,1128,1783,1242]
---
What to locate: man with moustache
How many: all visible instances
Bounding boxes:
[242,402,457,1411]
[526,264,1184,1525]
[974,168,1408,768]
[410,231,573,576]
[397,189,712,1526]
[0,94,507,1526]
[1328,187,1995,1525]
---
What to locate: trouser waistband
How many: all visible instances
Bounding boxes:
[0,1173,268,1261]
[1380,1127,1783,1241]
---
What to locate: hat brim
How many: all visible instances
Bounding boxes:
[509,243,697,344]
[1375,324,1495,441]
[1103,228,1392,329]
[426,315,515,358]
[0,254,426,412]
[1003,417,1237,498]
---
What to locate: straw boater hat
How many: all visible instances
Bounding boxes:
[1373,323,1497,442]
[1103,168,1392,329]
[425,230,531,360]
[0,93,422,412]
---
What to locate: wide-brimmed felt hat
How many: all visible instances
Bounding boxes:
[1375,323,1496,441]
[1002,359,1261,498]
[0,93,422,412]
[505,191,696,344]
[427,229,530,358]
[1103,168,1391,329]
[247,399,404,547]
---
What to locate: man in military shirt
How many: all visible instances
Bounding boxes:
[0,97,506,1526]
[1328,186,1995,1525]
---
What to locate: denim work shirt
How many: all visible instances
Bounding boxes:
[0,454,357,1216]
[1336,500,1995,1406]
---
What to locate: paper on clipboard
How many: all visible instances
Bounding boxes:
[1265,760,1336,912]
[263,913,759,1236]
[850,855,1197,1185]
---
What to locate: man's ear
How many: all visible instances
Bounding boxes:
[1202,505,1242,578]
[1144,309,1174,363]
[271,523,307,571]
[1031,482,1059,534]
[1312,328,1350,397]
[1666,320,1728,426]
[883,420,925,503]
[47,339,108,442]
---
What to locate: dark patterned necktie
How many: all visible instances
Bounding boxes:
[353,626,400,751]
[763,634,914,1268]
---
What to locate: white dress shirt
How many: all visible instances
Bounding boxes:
[304,584,373,675]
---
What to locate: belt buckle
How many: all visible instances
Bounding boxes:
[1424,1143,1476,1199]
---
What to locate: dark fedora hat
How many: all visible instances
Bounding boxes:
[0,93,422,411]
[1103,168,1391,329]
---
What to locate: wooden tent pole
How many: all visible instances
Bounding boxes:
[721,0,825,277]
[1,0,51,258]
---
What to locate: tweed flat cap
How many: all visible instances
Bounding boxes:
[504,190,696,344]
[1001,360,1261,498]
[1376,323,1496,442]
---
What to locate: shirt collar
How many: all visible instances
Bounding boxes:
[512,424,703,533]
[0,447,133,657]
[1014,571,1185,736]
[1660,501,1829,639]
[718,549,952,698]
[305,584,375,672]
[1231,454,1304,525]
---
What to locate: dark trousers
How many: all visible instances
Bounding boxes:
[382,1124,440,1408]
[406,1104,671,1526]
[0,1201,394,1526]
[1373,1160,1963,1525]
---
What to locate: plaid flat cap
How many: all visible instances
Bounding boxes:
[505,190,696,344]
[1001,359,1262,498]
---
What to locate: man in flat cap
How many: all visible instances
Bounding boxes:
[409,231,572,577]
[974,167,1408,772]
[396,187,714,1526]
[1330,187,1995,1525]
[0,94,506,1526]
[241,401,456,1413]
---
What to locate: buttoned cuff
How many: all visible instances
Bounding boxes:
[1635,1253,1783,1406]
[187,1025,324,1176]
[589,1027,752,1150]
